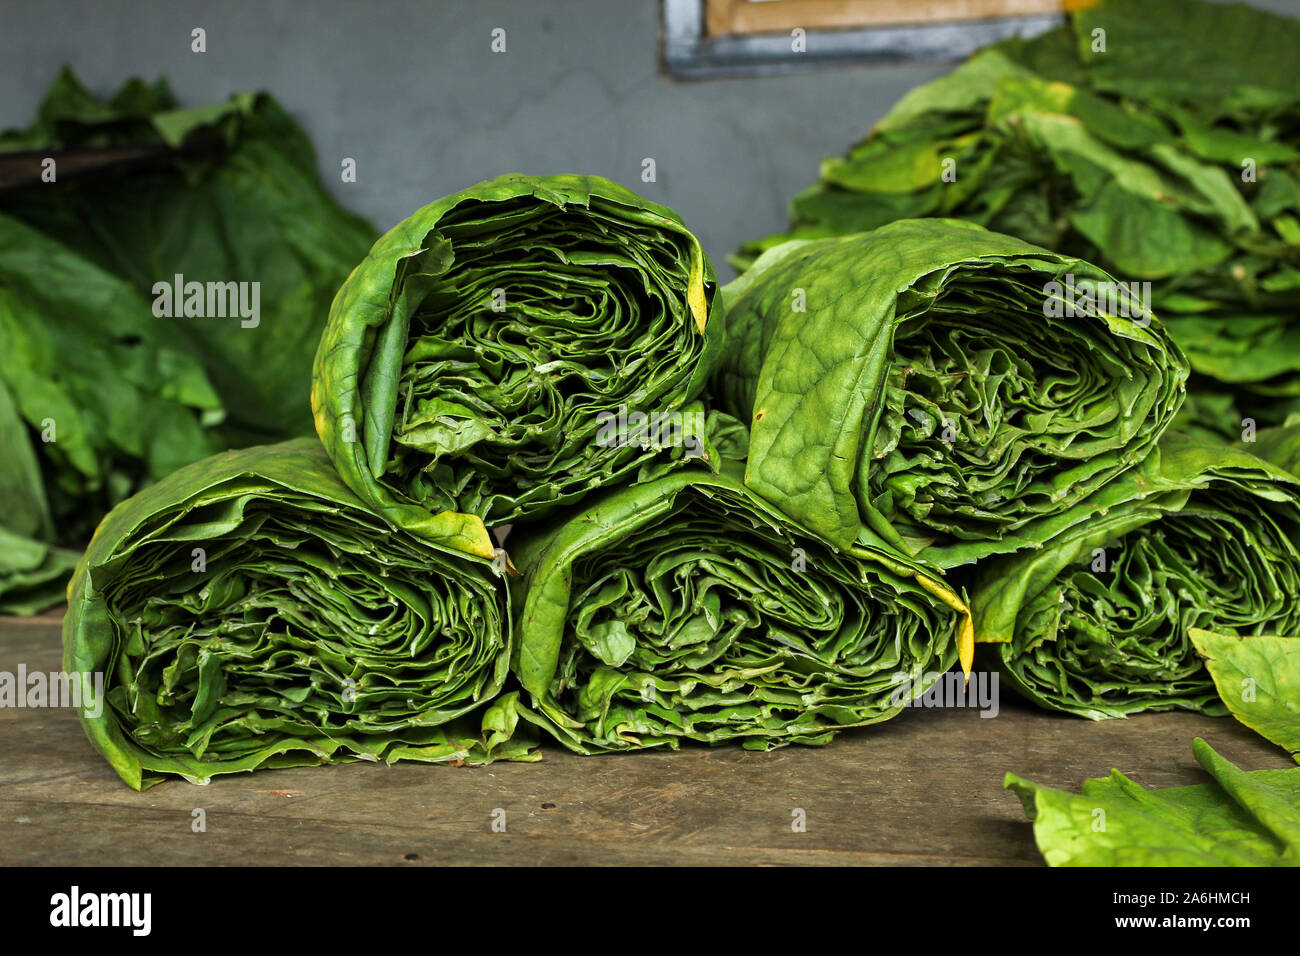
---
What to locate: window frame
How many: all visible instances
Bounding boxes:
[661,0,1066,79]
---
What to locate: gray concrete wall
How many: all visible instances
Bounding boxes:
[4,0,1298,278]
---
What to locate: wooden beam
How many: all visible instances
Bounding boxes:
[709,0,1069,36]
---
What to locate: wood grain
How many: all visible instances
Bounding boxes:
[1,612,1287,866]
[706,0,1069,37]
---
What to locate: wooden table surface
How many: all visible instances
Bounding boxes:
[2,609,1288,866]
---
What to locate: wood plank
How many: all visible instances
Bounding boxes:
[710,0,1067,36]
[2,613,1288,866]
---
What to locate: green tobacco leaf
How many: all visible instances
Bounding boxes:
[0,67,378,443]
[972,432,1300,718]
[0,356,81,613]
[0,213,225,613]
[63,439,532,790]
[1010,615,1300,866]
[312,173,723,550]
[0,68,377,614]
[1166,313,1300,387]
[714,218,1186,569]
[0,372,54,544]
[1006,739,1300,866]
[507,460,968,753]
[1246,418,1300,477]
[735,0,1300,438]
[1073,0,1300,110]
[1192,630,1300,758]
[1066,181,1233,279]
[0,526,80,616]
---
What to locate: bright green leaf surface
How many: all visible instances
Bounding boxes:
[63,439,532,790]
[1007,739,1300,866]
[1192,630,1300,758]
[312,173,723,549]
[1009,615,1300,866]
[972,433,1300,718]
[733,0,1300,439]
[715,218,1186,568]
[0,67,377,442]
[0,68,377,614]
[507,459,966,753]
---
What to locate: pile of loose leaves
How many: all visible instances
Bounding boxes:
[737,0,1300,439]
[0,216,219,613]
[0,69,376,614]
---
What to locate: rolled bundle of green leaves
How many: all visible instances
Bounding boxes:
[971,432,1300,719]
[736,0,1300,437]
[509,464,971,754]
[714,218,1187,568]
[64,439,531,790]
[312,174,722,557]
